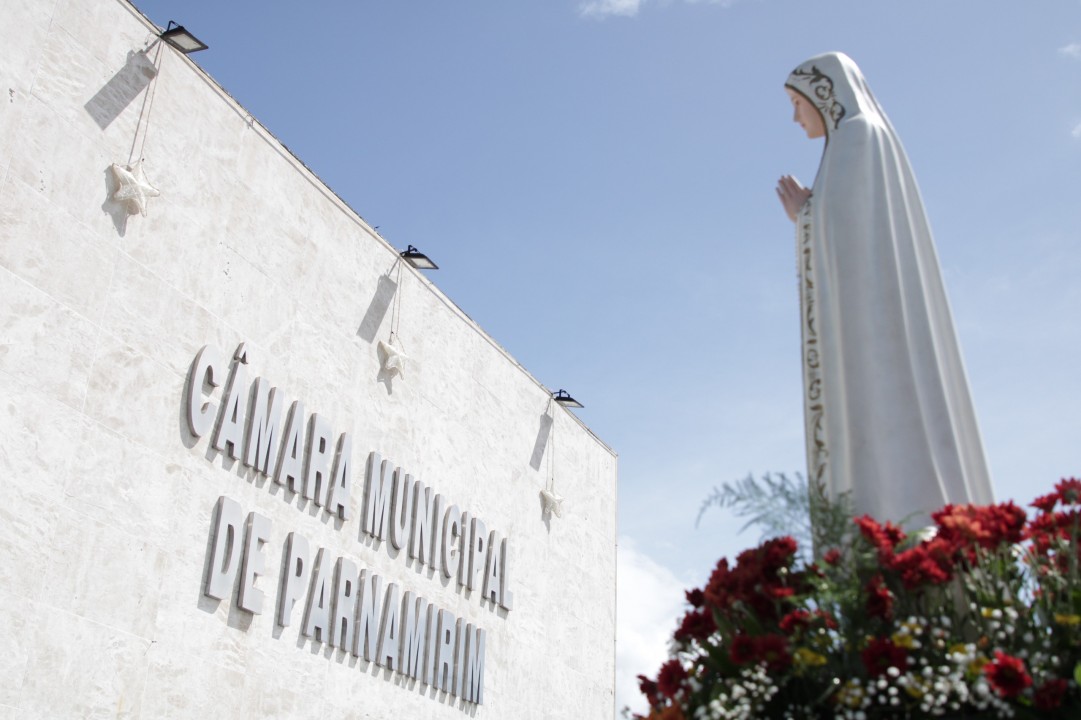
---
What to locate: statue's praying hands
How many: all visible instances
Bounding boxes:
[775,174,811,222]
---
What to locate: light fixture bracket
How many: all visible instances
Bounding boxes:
[552,389,583,409]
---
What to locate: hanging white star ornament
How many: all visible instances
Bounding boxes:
[110,159,159,216]
[540,488,564,518]
[378,338,410,378]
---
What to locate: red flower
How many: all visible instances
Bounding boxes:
[779,609,836,635]
[864,574,894,621]
[1056,477,1081,505]
[704,537,803,622]
[1031,492,1058,513]
[637,674,660,706]
[854,515,906,560]
[729,634,757,665]
[674,608,716,643]
[1024,504,1081,571]
[816,609,839,630]
[728,633,791,671]
[861,637,907,677]
[823,548,842,565]
[755,633,792,672]
[685,588,705,608]
[762,536,799,569]
[983,651,1032,698]
[888,538,954,589]
[933,502,1026,558]
[1034,677,1068,711]
[779,609,812,635]
[703,558,732,609]
[656,659,687,700]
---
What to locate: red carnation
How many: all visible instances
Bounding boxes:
[864,574,894,621]
[1025,506,1081,571]
[729,634,757,665]
[656,659,687,700]
[1056,477,1081,505]
[861,637,907,677]
[987,502,1027,545]
[704,537,804,623]
[703,558,732,610]
[674,607,716,643]
[1034,677,1068,711]
[1031,492,1058,513]
[779,609,812,635]
[637,674,660,706]
[983,651,1032,698]
[779,609,836,635]
[888,538,954,589]
[755,633,793,672]
[762,536,799,570]
[816,609,839,630]
[854,515,906,560]
[933,502,1026,558]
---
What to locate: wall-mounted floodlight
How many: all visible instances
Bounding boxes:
[552,389,583,409]
[400,245,438,270]
[161,21,208,54]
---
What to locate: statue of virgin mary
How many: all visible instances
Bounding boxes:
[775,52,994,527]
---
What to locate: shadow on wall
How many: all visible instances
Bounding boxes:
[357,273,398,344]
[529,412,552,472]
[84,48,158,130]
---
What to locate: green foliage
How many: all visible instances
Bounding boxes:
[696,472,852,560]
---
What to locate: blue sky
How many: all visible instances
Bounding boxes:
[132,0,1081,713]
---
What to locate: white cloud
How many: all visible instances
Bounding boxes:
[579,0,643,18]
[579,0,736,19]
[615,538,689,716]
[1059,42,1081,59]
[1072,122,1081,139]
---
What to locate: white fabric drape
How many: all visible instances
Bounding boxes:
[786,52,994,527]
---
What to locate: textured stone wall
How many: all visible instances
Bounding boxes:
[0,1,618,717]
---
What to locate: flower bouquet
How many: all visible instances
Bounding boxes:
[636,478,1081,719]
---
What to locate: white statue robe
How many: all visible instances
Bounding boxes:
[785,52,994,527]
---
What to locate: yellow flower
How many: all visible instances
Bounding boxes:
[794,647,828,668]
[1054,613,1081,626]
[834,680,865,709]
[891,632,915,649]
[967,656,989,677]
[904,680,927,699]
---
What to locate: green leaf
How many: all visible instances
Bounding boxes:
[1074,660,1081,686]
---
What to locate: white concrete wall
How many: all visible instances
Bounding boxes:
[0,1,618,717]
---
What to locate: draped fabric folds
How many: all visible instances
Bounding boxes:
[785,52,994,527]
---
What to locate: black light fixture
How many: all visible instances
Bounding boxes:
[400,245,438,270]
[552,389,583,409]
[160,21,208,54]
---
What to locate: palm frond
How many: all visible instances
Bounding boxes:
[697,472,852,560]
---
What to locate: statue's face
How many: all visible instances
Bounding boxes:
[786,87,826,140]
